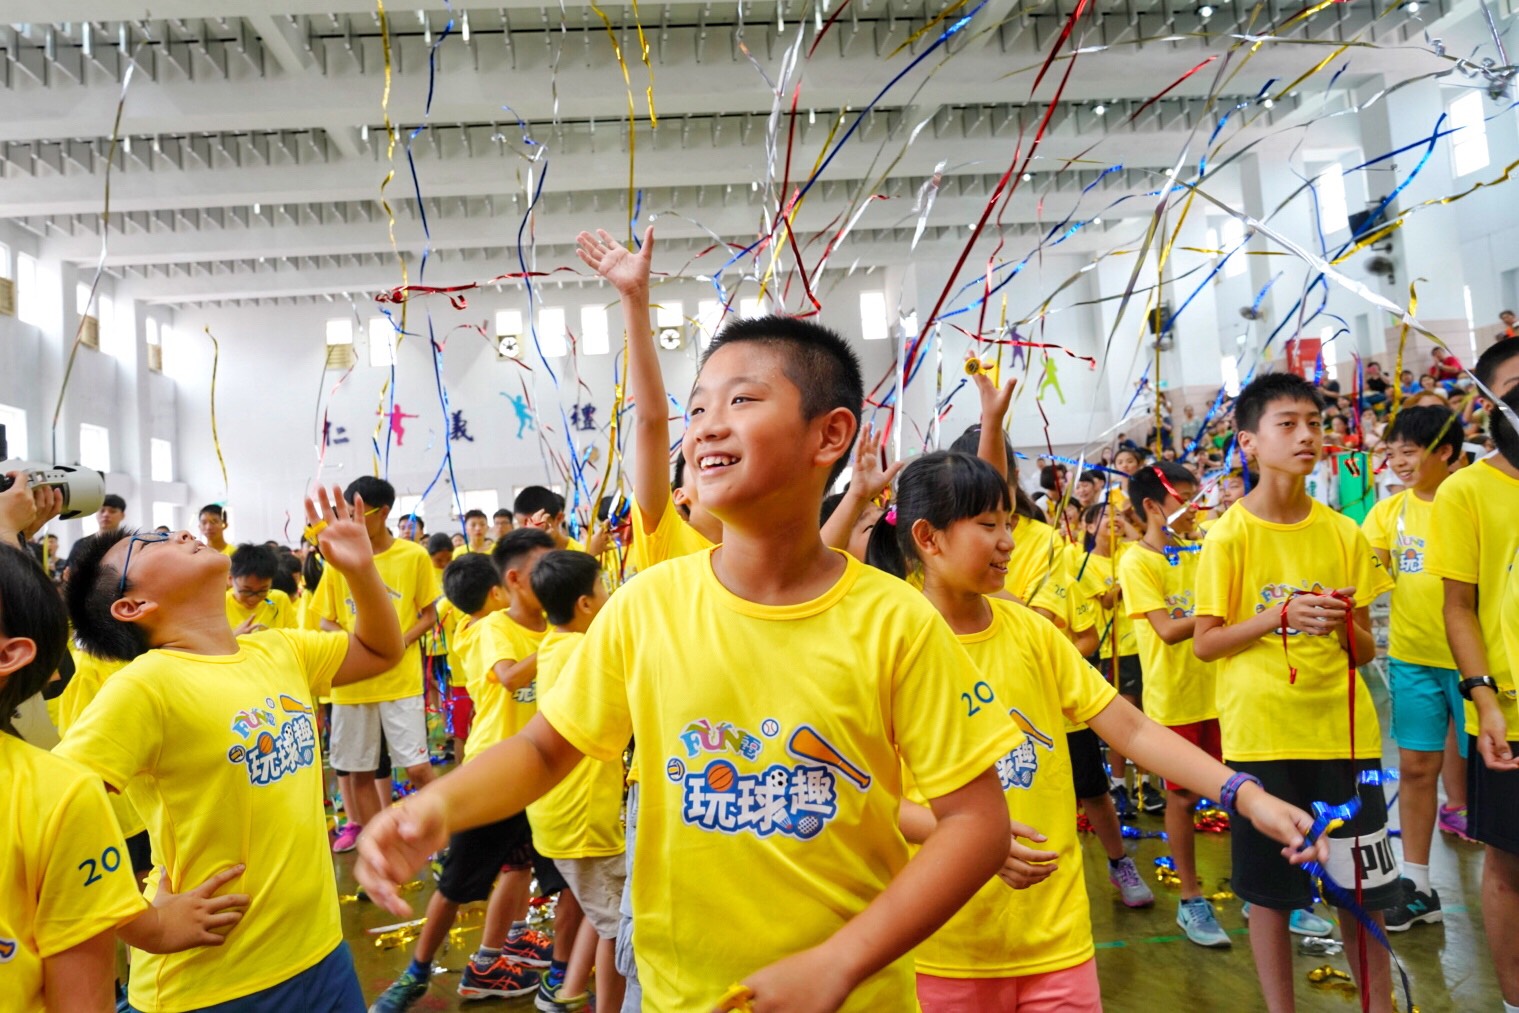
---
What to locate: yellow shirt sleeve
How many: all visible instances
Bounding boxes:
[272,629,350,700]
[56,668,159,792]
[1360,495,1394,553]
[1053,627,1120,726]
[1119,547,1165,618]
[1425,478,1479,585]
[629,493,715,573]
[539,614,631,765]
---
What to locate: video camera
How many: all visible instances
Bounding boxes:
[0,424,106,520]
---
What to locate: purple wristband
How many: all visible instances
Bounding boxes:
[1219,772,1263,815]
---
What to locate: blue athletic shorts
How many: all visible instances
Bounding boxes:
[1387,658,1467,757]
[129,941,363,1013]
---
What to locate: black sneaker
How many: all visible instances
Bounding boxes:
[1109,784,1137,821]
[1140,781,1166,814]
[1385,877,1442,931]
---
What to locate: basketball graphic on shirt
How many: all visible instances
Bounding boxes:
[255,731,275,756]
[705,760,737,792]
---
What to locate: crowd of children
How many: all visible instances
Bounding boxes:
[6,224,1519,1013]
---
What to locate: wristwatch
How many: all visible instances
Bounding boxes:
[1459,676,1500,700]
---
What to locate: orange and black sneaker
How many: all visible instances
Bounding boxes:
[501,929,553,968]
[457,956,537,999]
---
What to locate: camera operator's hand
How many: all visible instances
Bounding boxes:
[0,472,58,546]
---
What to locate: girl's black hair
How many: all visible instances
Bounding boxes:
[0,545,70,737]
[301,548,325,594]
[865,451,1011,579]
[947,425,1047,523]
[1080,501,1108,552]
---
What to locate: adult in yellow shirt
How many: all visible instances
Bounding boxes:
[198,503,236,557]
[313,477,441,841]
[1361,405,1469,928]
[451,508,495,558]
[1426,341,1519,1012]
[225,543,298,634]
[54,488,407,1011]
[525,550,628,1010]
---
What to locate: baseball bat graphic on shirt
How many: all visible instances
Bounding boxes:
[1008,708,1055,750]
[787,725,872,791]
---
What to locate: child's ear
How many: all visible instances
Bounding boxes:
[0,636,37,677]
[110,597,159,625]
[811,408,858,472]
[575,594,593,617]
[909,518,939,558]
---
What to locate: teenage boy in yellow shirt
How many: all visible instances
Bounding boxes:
[452,508,495,558]
[55,486,406,1012]
[225,543,298,634]
[198,503,235,556]
[1361,404,1468,930]
[357,305,1023,1011]
[1426,339,1519,1013]
[315,477,441,850]
[1193,372,1397,1013]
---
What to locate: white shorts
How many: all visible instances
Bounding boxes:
[330,697,429,773]
[557,855,627,939]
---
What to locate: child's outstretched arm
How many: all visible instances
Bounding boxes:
[1142,607,1197,645]
[1087,697,1327,865]
[577,228,671,532]
[305,486,406,686]
[735,768,1009,1012]
[355,712,585,916]
[116,865,249,953]
[821,424,901,550]
[967,368,1017,480]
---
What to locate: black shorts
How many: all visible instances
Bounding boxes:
[125,830,153,875]
[1066,729,1111,800]
[1085,653,1143,701]
[1229,759,1400,911]
[1468,736,1519,854]
[436,813,568,904]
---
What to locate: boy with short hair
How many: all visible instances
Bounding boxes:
[492,508,515,541]
[358,306,1023,1011]
[55,486,406,1011]
[198,504,234,556]
[453,508,494,557]
[527,549,626,1012]
[1193,371,1397,1012]
[315,476,441,850]
[370,533,570,1012]
[1426,340,1519,1012]
[1361,405,1469,929]
[514,487,586,553]
[226,542,298,634]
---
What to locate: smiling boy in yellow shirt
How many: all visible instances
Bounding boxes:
[357,228,1022,1013]
[54,487,405,1012]
[225,543,298,634]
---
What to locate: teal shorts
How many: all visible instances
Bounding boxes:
[1387,658,1468,757]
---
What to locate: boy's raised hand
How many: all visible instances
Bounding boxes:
[849,424,903,504]
[143,864,249,950]
[304,485,374,574]
[355,794,450,918]
[970,366,1017,424]
[577,227,654,298]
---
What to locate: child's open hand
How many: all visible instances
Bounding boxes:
[997,818,1059,889]
[577,227,654,298]
[305,485,374,575]
[354,794,449,918]
[969,366,1017,424]
[848,424,903,504]
[1233,785,1328,867]
[149,864,249,950]
[523,509,553,531]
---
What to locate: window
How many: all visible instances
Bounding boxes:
[0,403,27,460]
[495,309,523,336]
[739,296,762,318]
[537,307,567,358]
[325,318,354,346]
[0,242,10,279]
[1221,218,1247,278]
[145,317,160,346]
[458,489,500,518]
[97,292,126,358]
[368,317,396,368]
[79,514,99,537]
[152,502,176,531]
[76,281,93,316]
[581,305,610,356]
[1219,355,1241,397]
[150,438,173,482]
[697,299,725,347]
[655,301,684,329]
[79,423,110,473]
[1449,91,1489,177]
[393,494,424,524]
[1313,163,1348,234]
[17,253,42,325]
[860,291,889,341]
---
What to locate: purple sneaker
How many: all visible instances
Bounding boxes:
[331,822,362,853]
[1438,804,1472,842]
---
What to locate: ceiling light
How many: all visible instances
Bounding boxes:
[253,202,261,214]
[1198,5,1214,16]
[1093,103,1107,116]
[360,124,369,141]
[1093,217,1103,225]
[1262,97,1275,108]
[461,10,470,41]
[1022,172,1033,181]
[1406,1,1420,10]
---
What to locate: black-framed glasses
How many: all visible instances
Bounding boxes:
[117,531,171,596]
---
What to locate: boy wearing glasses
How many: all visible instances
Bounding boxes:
[313,477,443,841]
[56,487,405,1011]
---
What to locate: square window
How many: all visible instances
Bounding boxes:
[860,291,889,341]
[1449,91,1490,177]
[152,502,176,531]
[150,438,173,482]
[537,307,568,358]
[79,423,110,473]
[326,319,354,346]
[581,305,610,356]
[368,317,396,367]
[0,404,27,460]
[16,253,42,325]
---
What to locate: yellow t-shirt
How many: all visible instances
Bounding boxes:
[452,540,496,559]
[629,493,715,575]
[1118,542,1219,726]
[525,630,626,859]
[224,588,297,633]
[911,598,1116,978]
[57,649,146,839]
[1,735,148,1012]
[1362,491,1454,669]
[1005,515,1069,625]
[455,610,545,762]
[1500,545,1519,737]
[214,543,237,557]
[538,548,1023,1012]
[55,630,349,1012]
[314,538,440,704]
[1069,543,1137,658]
[297,593,323,632]
[1425,459,1519,735]
[1195,501,1393,761]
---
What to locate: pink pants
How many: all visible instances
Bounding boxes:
[917,958,1101,1013]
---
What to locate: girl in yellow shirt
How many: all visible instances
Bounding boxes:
[867,450,1326,1012]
